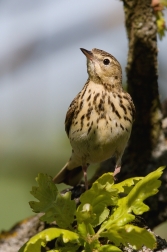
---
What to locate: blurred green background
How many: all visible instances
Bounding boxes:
[0,0,167,239]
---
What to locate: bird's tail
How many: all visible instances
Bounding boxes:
[53,163,83,186]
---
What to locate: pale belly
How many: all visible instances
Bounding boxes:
[69,114,132,164]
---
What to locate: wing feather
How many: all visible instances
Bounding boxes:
[65,80,89,137]
[65,93,80,137]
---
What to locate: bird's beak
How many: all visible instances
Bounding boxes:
[80,48,94,60]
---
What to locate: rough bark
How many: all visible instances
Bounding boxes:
[123,0,165,173]
[0,215,44,252]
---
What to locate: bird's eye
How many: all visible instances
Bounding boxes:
[103,58,110,65]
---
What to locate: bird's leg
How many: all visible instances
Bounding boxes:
[113,164,121,177]
[82,163,89,190]
[113,155,122,178]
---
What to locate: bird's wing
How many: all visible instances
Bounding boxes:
[65,92,80,137]
[65,80,89,137]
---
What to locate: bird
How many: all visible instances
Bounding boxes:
[53,48,135,190]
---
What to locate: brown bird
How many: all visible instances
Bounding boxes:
[53,48,135,189]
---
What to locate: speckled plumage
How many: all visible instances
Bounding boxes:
[53,48,135,189]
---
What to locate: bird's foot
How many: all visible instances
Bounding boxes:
[82,165,88,190]
[113,166,121,180]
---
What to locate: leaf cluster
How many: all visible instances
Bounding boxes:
[154,0,167,39]
[19,167,165,252]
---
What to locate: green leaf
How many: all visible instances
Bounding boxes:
[112,177,142,194]
[25,168,164,251]
[155,7,167,39]
[76,173,118,227]
[47,250,58,252]
[55,243,80,252]
[98,167,164,249]
[127,166,164,215]
[29,173,58,213]
[96,172,114,187]
[76,203,96,223]
[98,245,122,252]
[78,222,95,238]
[18,228,79,252]
[29,173,76,228]
[77,222,101,250]
[102,224,156,250]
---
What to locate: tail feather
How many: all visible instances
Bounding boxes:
[53,163,83,186]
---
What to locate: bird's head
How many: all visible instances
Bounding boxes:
[80,48,122,88]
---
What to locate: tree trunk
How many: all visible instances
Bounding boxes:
[124,0,164,174]
[93,0,167,229]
